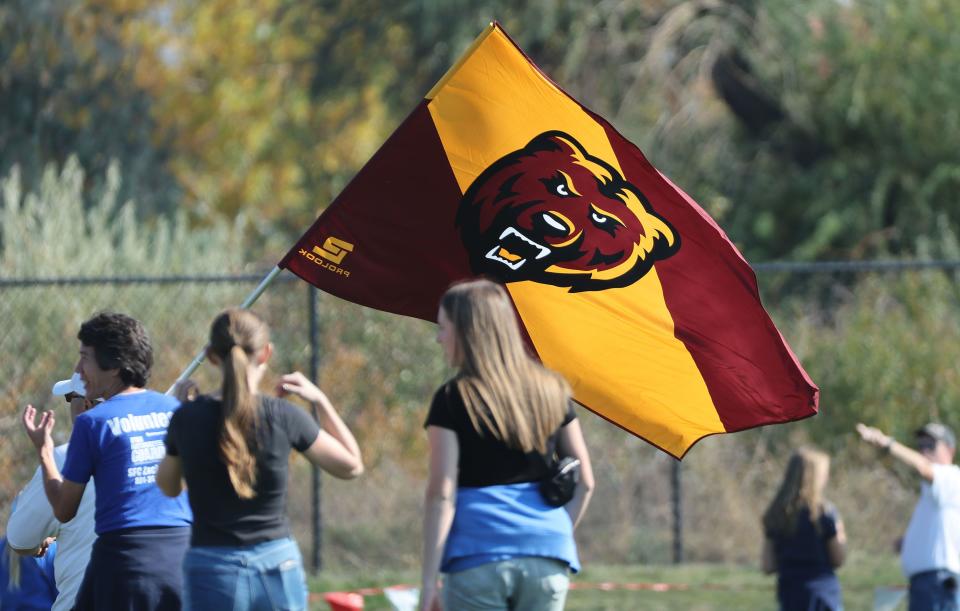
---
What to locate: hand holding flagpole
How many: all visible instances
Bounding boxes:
[165,265,283,395]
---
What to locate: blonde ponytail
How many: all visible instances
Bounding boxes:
[209,309,270,499]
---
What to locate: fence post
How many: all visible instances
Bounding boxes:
[308,285,323,573]
[672,460,683,564]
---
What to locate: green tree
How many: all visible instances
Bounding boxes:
[0,0,181,216]
[641,0,960,261]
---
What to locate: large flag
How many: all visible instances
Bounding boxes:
[280,23,818,457]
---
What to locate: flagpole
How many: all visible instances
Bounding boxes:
[165,265,284,395]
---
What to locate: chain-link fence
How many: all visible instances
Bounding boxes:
[0,269,449,573]
[2,261,960,572]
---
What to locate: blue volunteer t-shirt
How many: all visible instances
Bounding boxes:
[62,390,192,535]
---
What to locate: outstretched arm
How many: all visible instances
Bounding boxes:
[22,405,85,522]
[856,423,934,481]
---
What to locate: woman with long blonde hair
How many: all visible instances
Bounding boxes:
[420,279,594,611]
[762,447,846,611]
[157,309,363,611]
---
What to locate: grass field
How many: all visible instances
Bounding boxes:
[307,551,906,610]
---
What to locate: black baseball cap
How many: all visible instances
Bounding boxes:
[915,422,956,449]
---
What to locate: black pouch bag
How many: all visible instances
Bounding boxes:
[539,455,581,507]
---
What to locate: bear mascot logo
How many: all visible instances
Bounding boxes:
[456,131,679,292]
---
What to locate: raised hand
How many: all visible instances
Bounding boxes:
[276,371,325,405]
[22,404,56,453]
[34,537,56,558]
[173,379,200,403]
[856,423,892,448]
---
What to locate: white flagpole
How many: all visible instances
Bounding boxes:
[165,265,284,395]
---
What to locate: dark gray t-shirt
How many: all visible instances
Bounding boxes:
[165,395,319,546]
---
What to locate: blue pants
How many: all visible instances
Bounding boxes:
[777,574,843,611]
[910,570,960,611]
[182,537,308,611]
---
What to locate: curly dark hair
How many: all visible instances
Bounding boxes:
[78,312,154,387]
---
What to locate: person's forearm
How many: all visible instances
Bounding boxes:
[828,540,847,568]
[858,424,935,481]
[565,479,594,529]
[421,496,455,596]
[888,440,935,480]
[556,420,593,529]
[37,446,67,517]
[315,395,362,463]
[156,456,184,497]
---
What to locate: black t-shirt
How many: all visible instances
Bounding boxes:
[767,504,840,580]
[165,395,320,546]
[424,381,577,487]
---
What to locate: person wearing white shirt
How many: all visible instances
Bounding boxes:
[7,373,97,611]
[857,421,960,611]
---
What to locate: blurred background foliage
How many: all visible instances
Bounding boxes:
[4,0,958,258]
[4,0,956,416]
[3,0,960,568]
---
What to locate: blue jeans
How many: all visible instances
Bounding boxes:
[910,570,960,611]
[777,573,842,611]
[183,538,308,611]
[443,556,570,610]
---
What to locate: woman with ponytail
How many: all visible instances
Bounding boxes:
[419,279,594,611]
[157,309,363,611]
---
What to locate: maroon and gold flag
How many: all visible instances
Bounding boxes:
[280,23,818,457]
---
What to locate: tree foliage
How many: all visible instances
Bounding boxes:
[642,0,960,261]
[2,0,958,263]
[0,158,246,277]
[143,0,680,234]
[0,0,181,216]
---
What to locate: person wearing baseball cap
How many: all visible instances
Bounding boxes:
[7,373,97,611]
[857,421,960,610]
[20,312,191,611]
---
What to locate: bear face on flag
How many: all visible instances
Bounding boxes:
[456,131,679,293]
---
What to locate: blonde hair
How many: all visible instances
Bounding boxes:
[763,447,831,537]
[208,309,269,499]
[5,544,20,590]
[440,279,570,454]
